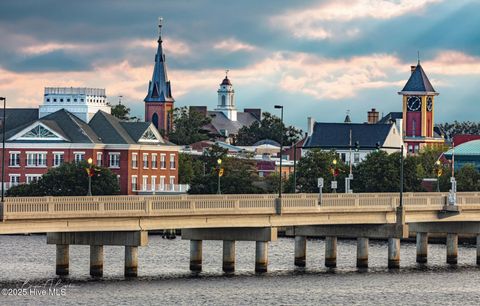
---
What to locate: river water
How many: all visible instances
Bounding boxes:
[1,234,480,305]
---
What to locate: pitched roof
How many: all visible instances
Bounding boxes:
[207,111,259,135]
[120,121,153,142]
[0,108,38,131]
[377,112,403,124]
[304,122,394,148]
[400,64,436,93]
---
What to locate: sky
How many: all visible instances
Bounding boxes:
[1,0,480,131]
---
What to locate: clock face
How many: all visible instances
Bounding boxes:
[407,96,421,111]
[426,96,433,111]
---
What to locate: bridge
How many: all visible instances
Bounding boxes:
[1,192,480,277]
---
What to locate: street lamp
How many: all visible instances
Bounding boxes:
[0,97,6,203]
[87,157,93,196]
[274,105,284,198]
[435,160,442,192]
[331,158,338,193]
[217,158,222,195]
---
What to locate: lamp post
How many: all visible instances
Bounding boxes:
[274,105,284,198]
[435,160,441,192]
[87,157,93,196]
[0,97,6,203]
[331,158,338,193]
[217,158,222,195]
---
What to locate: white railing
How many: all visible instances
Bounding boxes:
[134,184,190,193]
[1,192,480,221]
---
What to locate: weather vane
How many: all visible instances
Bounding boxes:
[158,17,163,36]
[225,69,229,78]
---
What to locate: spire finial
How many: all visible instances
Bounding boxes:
[417,50,420,64]
[158,17,163,38]
[225,69,229,78]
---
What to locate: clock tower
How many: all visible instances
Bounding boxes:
[398,61,444,154]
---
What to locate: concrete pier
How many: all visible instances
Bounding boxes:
[124,246,138,277]
[255,241,268,273]
[446,233,458,265]
[190,240,203,272]
[56,244,69,276]
[416,232,428,264]
[222,240,235,273]
[294,236,306,267]
[388,238,400,269]
[477,235,480,266]
[325,236,337,268]
[356,237,369,268]
[90,245,104,277]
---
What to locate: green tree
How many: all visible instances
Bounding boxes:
[178,153,204,184]
[295,149,347,193]
[7,162,120,196]
[168,107,212,145]
[235,112,303,146]
[455,164,480,191]
[110,103,138,121]
[353,151,400,192]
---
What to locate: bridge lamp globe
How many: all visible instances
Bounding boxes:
[87,158,93,165]
[332,159,337,165]
[435,160,441,166]
[217,158,222,165]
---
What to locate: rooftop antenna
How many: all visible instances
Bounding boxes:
[118,95,123,105]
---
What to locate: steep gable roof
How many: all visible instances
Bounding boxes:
[207,111,259,135]
[304,122,394,148]
[400,64,436,94]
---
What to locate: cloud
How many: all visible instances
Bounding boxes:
[213,38,257,53]
[272,0,442,40]
[424,51,480,75]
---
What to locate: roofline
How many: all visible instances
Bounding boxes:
[398,91,439,96]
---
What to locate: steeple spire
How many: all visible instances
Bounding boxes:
[144,17,174,103]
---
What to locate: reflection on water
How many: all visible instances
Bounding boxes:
[1,235,480,305]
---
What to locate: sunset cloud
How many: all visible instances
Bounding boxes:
[213,38,256,53]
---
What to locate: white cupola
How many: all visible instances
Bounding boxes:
[215,70,237,121]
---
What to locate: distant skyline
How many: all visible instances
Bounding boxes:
[1,0,480,131]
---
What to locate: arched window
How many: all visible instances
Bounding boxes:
[152,113,159,130]
[221,95,226,106]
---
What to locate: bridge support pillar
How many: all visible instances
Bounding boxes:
[416,232,428,263]
[388,238,400,269]
[294,236,306,267]
[255,241,268,273]
[446,233,458,265]
[56,244,69,276]
[190,240,203,272]
[325,236,337,268]
[477,236,480,266]
[90,245,104,277]
[356,237,368,268]
[125,246,138,277]
[223,240,235,273]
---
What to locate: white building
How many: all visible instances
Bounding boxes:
[39,87,111,123]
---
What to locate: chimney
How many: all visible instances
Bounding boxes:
[367,108,379,124]
[189,106,207,117]
[410,65,416,74]
[307,117,314,136]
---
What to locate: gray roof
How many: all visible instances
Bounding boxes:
[0,108,38,131]
[304,122,394,148]
[120,121,153,142]
[208,111,259,135]
[378,112,403,124]
[400,64,436,93]
[88,111,136,144]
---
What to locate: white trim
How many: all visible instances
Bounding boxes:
[4,142,179,151]
[8,122,68,142]
[138,124,163,144]
[52,151,65,154]
[9,151,20,154]
[25,151,47,154]
[108,152,120,155]
[73,151,86,154]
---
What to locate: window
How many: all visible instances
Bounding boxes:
[81,98,84,102]
[60,98,63,102]
[96,152,103,166]
[20,125,58,139]
[74,152,85,163]
[169,176,175,190]
[169,154,176,169]
[132,153,138,168]
[160,154,166,169]
[74,98,77,102]
[151,154,157,168]
[160,176,165,190]
[408,145,413,153]
[67,98,70,102]
[9,174,20,187]
[26,174,41,184]
[340,153,346,162]
[53,98,57,102]
[53,152,64,167]
[143,153,149,169]
[46,98,50,102]
[131,176,137,191]
[9,152,20,167]
[26,152,47,167]
[151,176,156,191]
[414,144,419,153]
[354,153,360,163]
[142,176,148,191]
[221,95,226,106]
[109,153,120,168]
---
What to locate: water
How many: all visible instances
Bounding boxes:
[1,235,480,305]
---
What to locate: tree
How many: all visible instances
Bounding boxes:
[235,112,303,146]
[110,103,139,121]
[295,149,348,193]
[178,153,204,184]
[437,121,480,140]
[352,151,400,192]
[455,164,480,191]
[168,107,212,145]
[7,162,120,196]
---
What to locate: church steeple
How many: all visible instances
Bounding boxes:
[144,17,174,103]
[144,18,175,134]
